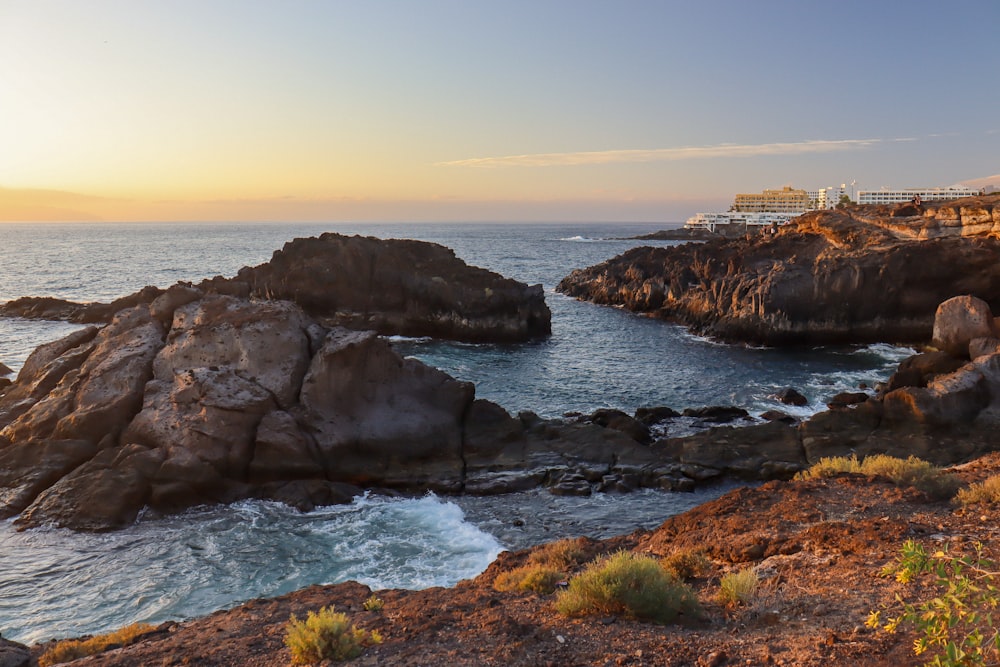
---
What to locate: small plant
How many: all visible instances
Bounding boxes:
[39,623,156,667]
[555,550,701,624]
[494,564,566,595]
[868,540,1000,666]
[718,567,760,607]
[527,537,588,570]
[795,454,959,498]
[284,606,382,664]
[956,475,1000,506]
[362,595,384,612]
[662,548,711,581]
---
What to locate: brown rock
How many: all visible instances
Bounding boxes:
[236,233,551,343]
[970,336,1000,360]
[299,328,474,491]
[932,295,996,358]
[557,195,1000,346]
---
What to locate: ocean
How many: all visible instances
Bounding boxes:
[0,221,912,645]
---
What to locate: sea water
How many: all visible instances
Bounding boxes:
[0,221,913,644]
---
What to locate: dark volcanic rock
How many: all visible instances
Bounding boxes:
[557,194,1000,346]
[231,233,552,343]
[775,388,809,406]
[0,233,551,344]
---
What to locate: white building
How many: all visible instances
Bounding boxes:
[816,185,849,209]
[684,211,797,232]
[856,186,977,205]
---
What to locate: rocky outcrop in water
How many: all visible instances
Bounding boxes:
[557,194,1000,346]
[0,233,552,344]
[0,292,689,531]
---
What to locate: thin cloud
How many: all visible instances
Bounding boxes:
[437,138,884,168]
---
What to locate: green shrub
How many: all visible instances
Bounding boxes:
[39,623,156,667]
[661,548,711,581]
[527,537,588,570]
[494,564,566,594]
[956,475,1000,506]
[795,454,959,498]
[284,606,382,664]
[362,595,384,612]
[555,551,701,624]
[718,567,760,607]
[869,540,1000,666]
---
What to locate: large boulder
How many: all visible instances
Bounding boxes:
[932,295,996,358]
[296,328,475,491]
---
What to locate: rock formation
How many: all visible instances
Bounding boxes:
[0,233,552,344]
[0,292,683,531]
[6,289,1000,531]
[557,194,1000,346]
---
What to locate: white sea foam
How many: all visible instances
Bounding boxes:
[559,235,602,242]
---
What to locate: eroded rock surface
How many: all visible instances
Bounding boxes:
[0,233,551,344]
[557,194,1000,346]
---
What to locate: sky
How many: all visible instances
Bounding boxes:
[1,0,998,223]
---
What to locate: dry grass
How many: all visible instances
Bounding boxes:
[718,567,760,607]
[555,551,701,624]
[494,564,566,595]
[661,548,711,581]
[796,454,959,499]
[956,474,1000,506]
[39,623,156,667]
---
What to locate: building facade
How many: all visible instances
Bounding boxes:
[856,186,977,205]
[733,186,811,213]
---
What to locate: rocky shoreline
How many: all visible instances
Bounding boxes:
[0,233,552,344]
[559,194,1000,346]
[8,210,1000,664]
[10,452,1000,666]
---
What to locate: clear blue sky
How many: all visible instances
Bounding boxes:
[1,0,997,222]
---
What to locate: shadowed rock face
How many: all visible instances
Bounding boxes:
[557,194,1000,346]
[235,233,552,343]
[6,290,1000,531]
[0,294,657,531]
[0,233,552,344]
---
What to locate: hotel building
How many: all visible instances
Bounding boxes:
[856,186,978,205]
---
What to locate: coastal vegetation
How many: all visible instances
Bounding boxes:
[38,622,156,666]
[554,551,701,624]
[284,606,382,664]
[718,567,761,607]
[660,548,711,581]
[795,454,960,498]
[956,475,1000,506]
[870,540,1000,666]
[494,537,589,594]
[494,564,567,594]
[362,595,384,613]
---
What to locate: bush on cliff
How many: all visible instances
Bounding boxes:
[718,567,760,607]
[555,551,701,624]
[527,537,589,570]
[38,623,156,667]
[795,454,959,499]
[494,564,567,595]
[869,540,1000,667]
[284,606,382,664]
[956,475,1000,506]
[661,548,711,581]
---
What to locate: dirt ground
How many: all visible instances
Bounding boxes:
[30,453,1000,667]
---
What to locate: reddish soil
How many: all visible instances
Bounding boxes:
[30,453,1000,667]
